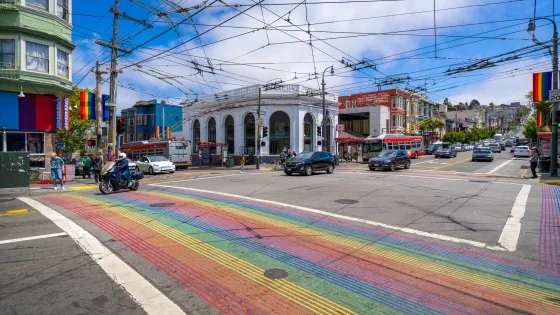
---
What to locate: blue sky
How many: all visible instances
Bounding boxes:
[71,0,558,110]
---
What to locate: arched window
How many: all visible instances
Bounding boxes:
[303,113,314,152]
[224,115,234,155]
[208,117,216,154]
[192,119,200,153]
[324,116,332,152]
[269,111,290,154]
[244,113,255,155]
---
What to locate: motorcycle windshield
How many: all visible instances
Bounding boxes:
[101,161,115,175]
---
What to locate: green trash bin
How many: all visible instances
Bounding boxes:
[539,156,551,173]
[334,156,340,166]
[226,156,234,168]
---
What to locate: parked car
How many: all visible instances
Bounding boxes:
[368,149,411,171]
[513,146,531,158]
[126,158,137,172]
[488,143,501,153]
[435,147,457,158]
[284,151,335,176]
[472,147,494,162]
[425,143,441,155]
[136,155,176,175]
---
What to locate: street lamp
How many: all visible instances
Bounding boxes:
[528,18,558,176]
[322,66,334,152]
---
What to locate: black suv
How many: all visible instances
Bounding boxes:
[284,151,335,176]
[368,149,411,171]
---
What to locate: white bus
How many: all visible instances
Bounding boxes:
[494,134,504,142]
[120,140,192,168]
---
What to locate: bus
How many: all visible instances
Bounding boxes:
[362,134,425,162]
[494,134,504,142]
[120,140,192,168]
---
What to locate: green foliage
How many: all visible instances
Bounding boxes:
[443,97,451,106]
[442,129,493,143]
[56,86,96,155]
[523,119,537,143]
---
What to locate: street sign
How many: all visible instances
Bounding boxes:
[549,89,560,102]
[56,141,64,149]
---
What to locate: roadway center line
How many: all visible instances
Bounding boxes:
[487,159,514,174]
[0,232,67,245]
[431,157,471,171]
[151,183,506,251]
[18,197,186,315]
[498,184,531,252]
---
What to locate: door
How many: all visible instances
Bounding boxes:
[398,150,407,166]
[311,152,323,170]
[138,156,148,172]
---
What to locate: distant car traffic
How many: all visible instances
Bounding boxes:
[284,151,335,176]
[488,143,501,153]
[498,142,506,151]
[513,146,531,158]
[426,143,441,155]
[472,147,494,162]
[135,155,176,175]
[368,149,411,171]
[435,146,457,158]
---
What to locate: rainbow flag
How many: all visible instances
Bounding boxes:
[533,72,553,102]
[79,91,95,120]
[536,111,543,126]
[155,126,160,138]
[167,126,171,139]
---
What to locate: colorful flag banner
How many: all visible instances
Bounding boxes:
[533,72,553,102]
[167,126,171,139]
[536,111,543,126]
[102,94,110,121]
[79,91,111,121]
[155,126,160,138]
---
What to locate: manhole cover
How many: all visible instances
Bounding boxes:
[264,268,288,280]
[149,203,175,207]
[334,199,359,205]
[469,180,491,183]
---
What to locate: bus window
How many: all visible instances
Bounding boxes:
[399,144,406,150]
[405,142,411,150]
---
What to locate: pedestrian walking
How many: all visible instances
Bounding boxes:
[530,147,539,178]
[92,153,103,183]
[240,154,245,174]
[81,154,92,179]
[280,151,286,168]
[50,152,65,190]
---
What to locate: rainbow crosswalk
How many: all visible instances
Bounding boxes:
[40,188,560,314]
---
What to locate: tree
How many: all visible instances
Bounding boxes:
[443,97,451,107]
[523,118,537,143]
[56,86,96,155]
[525,91,533,104]
[469,99,480,109]
[534,101,552,126]
[489,102,495,107]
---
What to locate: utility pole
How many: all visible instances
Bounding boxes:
[322,66,334,152]
[92,61,107,152]
[256,87,261,170]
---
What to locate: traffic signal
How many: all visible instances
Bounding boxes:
[117,118,126,134]
[263,127,268,137]
[557,111,560,127]
[317,126,321,137]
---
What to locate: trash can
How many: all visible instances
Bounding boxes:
[226,156,234,168]
[539,155,551,173]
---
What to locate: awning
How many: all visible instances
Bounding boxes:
[335,130,366,143]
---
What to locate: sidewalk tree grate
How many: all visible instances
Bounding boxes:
[263,268,288,279]
[335,199,359,205]
[149,203,175,208]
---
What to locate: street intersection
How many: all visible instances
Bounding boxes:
[1,155,559,314]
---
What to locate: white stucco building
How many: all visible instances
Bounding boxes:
[178,84,339,160]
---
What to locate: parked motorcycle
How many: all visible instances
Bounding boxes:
[99,161,144,195]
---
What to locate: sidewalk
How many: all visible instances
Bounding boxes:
[539,173,560,185]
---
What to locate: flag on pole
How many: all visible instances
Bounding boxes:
[533,72,553,102]
[79,91,96,120]
[155,126,160,138]
[536,111,543,126]
[167,126,171,139]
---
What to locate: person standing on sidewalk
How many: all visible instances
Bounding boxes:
[239,154,245,174]
[92,153,103,183]
[530,147,539,178]
[280,150,286,169]
[50,153,65,190]
[81,154,92,179]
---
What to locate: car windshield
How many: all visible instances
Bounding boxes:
[148,156,168,162]
[438,148,450,152]
[378,150,397,158]
[294,152,314,159]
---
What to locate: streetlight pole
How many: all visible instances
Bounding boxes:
[322,66,334,152]
[528,18,558,176]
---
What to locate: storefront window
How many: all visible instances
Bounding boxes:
[244,113,255,155]
[269,111,290,154]
[208,117,216,154]
[192,119,200,153]
[303,113,313,152]
[27,133,44,153]
[7,133,26,151]
[225,115,234,155]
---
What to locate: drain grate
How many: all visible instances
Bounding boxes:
[334,199,359,205]
[264,268,288,280]
[149,202,175,207]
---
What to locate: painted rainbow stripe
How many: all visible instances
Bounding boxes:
[41,188,560,314]
[533,72,553,102]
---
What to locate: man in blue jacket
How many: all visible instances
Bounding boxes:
[116,152,131,187]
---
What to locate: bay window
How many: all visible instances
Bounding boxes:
[27,0,48,11]
[26,41,49,73]
[0,39,15,69]
[56,0,69,21]
[56,49,69,78]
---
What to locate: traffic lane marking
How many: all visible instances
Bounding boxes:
[0,208,36,217]
[498,185,531,252]
[17,197,186,315]
[488,159,514,174]
[151,182,506,251]
[148,173,252,185]
[432,157,472,171]
[0,232,67,245]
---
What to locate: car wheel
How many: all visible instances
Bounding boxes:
[404,161,410,169]
[326,164,334,174]
[414,152,418,159]
[389,162,396,172]
[369,166,375,171]
[304,165,313,176]
[472,159,475,162]
[170,171,175,174]
[284,172,292,176]
[149,166,154,175]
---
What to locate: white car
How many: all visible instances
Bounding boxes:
[514,146,530,158]
[136,155,176,175]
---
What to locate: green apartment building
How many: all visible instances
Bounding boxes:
[0,0,74,169]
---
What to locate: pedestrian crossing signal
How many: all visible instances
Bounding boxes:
[317,126,321,136]
[263,127,268,137]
